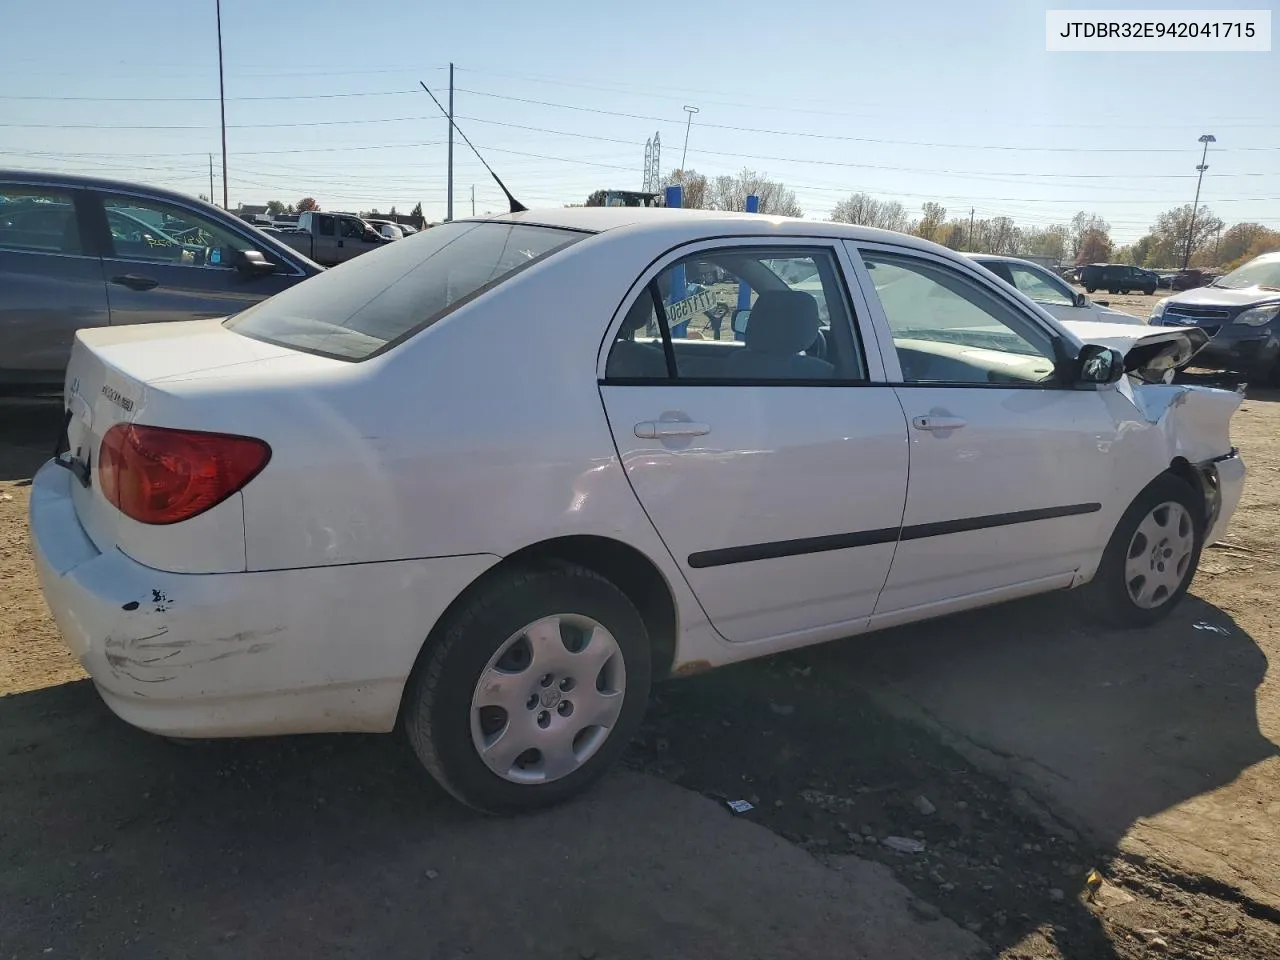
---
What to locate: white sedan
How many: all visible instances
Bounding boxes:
[30,208,1245,814]
[967,252,1147,325]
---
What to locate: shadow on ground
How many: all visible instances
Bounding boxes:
[0,398,62,481]
[633,590,1277,958]
[0,680,986,960]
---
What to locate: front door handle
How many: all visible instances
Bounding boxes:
[110,274,159,291]
[634,421,711,440]
[912,415,967,432]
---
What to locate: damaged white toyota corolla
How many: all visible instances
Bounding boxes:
[30,208,1244,814]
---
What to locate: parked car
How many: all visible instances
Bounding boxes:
[31,208,1243,815]
[276,210,390,266]
[1150,251,1280,382]
[0,170,322,394]
[1079,263,1159,295]
[366,218,406,241]
[967,253,1146,325]
[1171,268,1212,291]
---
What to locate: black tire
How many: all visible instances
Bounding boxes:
[1086,286,1097,293]
[1143,287,1155,296]
[1119,288,1130,295]
[403,563,652,815]
[1088,473,1204,628]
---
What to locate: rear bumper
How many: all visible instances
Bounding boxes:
[29,461,498,738]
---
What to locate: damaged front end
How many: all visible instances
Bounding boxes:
[1123,377,1246,546]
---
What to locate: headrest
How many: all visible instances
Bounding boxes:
[744,291,820,355]
[621,293,654,333]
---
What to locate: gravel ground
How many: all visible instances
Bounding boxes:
[2,301,1278,957]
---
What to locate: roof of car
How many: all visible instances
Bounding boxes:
[476,205,947,251]
[0,168,220,207]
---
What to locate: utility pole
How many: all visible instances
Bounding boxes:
[1183,133,1215,269]
[680,105,699,171]
[968,208,975,249]
[1214,224,1222,259]
[215,0,228,210]
[446,62,454,222]
[208,154,214,202]
[471,184,475,217]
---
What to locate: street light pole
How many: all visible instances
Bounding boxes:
[1183,133,1215,269]
[215,0,228,210]
[680,105,700,171]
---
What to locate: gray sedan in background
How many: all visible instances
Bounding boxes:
[0,170,322,394]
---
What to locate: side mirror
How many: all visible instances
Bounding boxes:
[1075,343,1125,385]
[234,248,275,277]
[731,308,751,341]
[1073,292,1088,308]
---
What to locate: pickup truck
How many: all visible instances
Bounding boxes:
[276,211,389,266]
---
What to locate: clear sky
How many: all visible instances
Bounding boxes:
[1,0,1276,242]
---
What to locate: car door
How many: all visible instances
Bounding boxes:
[0,181,109,386]
[599,241,910,644]
[93,190,307,326]
[845,241,1120,621]
[336,216,375,263]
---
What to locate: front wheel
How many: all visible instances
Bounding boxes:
[403,564,652,815]
[1086,286,1097,293]
[1088,474,1203,627]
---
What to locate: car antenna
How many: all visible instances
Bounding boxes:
[419,80,527,214]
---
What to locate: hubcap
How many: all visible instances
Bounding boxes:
[470,614,626,784]
[1123,501,1196,609]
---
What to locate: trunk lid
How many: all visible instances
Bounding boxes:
[59,319,342,572]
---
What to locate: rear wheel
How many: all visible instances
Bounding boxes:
[403,564,652,815]
[1088,474,1203,627]
[1086,286,1097,293]
[1143,286,1155,296]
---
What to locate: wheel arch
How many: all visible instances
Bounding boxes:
[398,535,680,725]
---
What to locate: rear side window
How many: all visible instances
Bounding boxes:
[226,221,585,360]
[0,185,82,255]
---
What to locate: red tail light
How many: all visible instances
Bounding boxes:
[98,424,271,525]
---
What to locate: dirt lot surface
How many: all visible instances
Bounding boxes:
[3,306,1280,958]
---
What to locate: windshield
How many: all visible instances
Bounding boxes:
[226,221,585,360]
[1212,257,1280,291]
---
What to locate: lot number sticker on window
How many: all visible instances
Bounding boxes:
[666,289,719,326]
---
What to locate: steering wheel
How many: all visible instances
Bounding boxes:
[805,328,829,361]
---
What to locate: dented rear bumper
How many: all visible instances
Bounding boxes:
[29,460,497,738]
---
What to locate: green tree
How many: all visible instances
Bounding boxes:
[1070,212,1111,260]
[1021,225,1069,262]
[584,190,607,207]
[915,202,947,243]
[1147,204,1223,267]
[265,200,294,216]
[410,202,424,220]
[1076,228,1112,265]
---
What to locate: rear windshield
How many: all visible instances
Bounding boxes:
[225,220,585,360]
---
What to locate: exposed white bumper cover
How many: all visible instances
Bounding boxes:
[1205,448,1245,547]
[29,461,497,738]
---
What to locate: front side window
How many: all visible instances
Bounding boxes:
[339,218,364,239]
[102,194,254,269]
[859,250,1058,385]
[0,184,82,255]
[227,221,584,361]
[605,247,863,382]
[1006,263,1073,306]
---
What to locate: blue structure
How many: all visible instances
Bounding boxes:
[664,185,689,338]
[736,194,760,341]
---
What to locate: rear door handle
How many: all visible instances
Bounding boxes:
[912,415,967,432]
[110,274,159,291]
[634,421,711,439]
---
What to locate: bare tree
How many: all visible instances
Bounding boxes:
[708,168,803,217]
[829,193,909,232]
[1070,211,1111,259]
[662,168,710,209]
